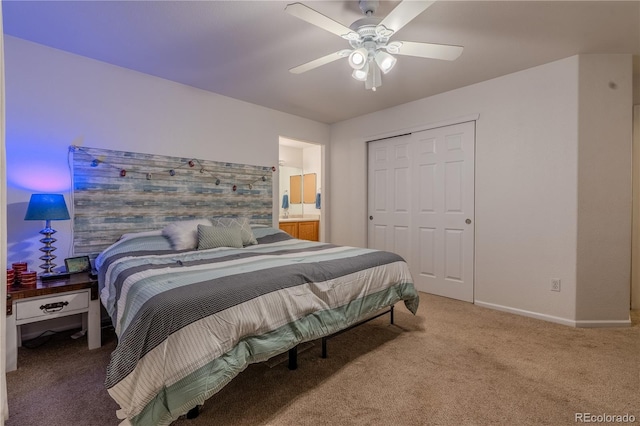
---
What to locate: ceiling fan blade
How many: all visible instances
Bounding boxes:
[379,0,436,34]
[289,50,350,74]
[285,3,356,39]
[394,41,463,61]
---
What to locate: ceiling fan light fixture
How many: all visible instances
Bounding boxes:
[348,47,368,70]
[374,50,397,74]
[352,63,369,81]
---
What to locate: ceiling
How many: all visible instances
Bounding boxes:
[3,1,639,124]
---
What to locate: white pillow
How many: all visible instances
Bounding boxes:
[162,219,212,250]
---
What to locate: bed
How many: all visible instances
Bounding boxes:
[96,219,419,426]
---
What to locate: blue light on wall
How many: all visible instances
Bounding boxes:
[5,138,71,192]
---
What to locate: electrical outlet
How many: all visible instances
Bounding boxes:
[551,278,561,292]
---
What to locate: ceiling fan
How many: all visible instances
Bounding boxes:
[285,0,463,91]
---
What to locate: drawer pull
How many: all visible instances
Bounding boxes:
[40,301,69,313]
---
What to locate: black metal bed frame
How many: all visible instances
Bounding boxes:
[187,305,395,419]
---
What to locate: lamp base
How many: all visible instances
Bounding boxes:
[38,226,58,274]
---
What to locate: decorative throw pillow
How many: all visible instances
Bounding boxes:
[197,225,243,250]
[210,216,258,246]
[162,219,212,250]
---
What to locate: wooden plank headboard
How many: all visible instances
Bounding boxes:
[71,146,273,255]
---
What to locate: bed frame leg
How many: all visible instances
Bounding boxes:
[321,305,395,359]
[186,406,200,419]
[288,346,298,370]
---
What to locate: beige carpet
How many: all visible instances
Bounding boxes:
[6,293,640,426]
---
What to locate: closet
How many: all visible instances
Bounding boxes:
[367,121,476,302]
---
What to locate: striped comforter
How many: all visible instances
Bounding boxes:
[97,227,419,426]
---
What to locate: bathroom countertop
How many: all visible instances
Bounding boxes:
[279,216,320,222]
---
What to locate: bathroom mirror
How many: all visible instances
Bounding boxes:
[279,165,320,218]
[288,173,316,204]
[290,175,302,204]
[303,173,316,204]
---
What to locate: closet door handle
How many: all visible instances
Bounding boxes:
[465,218,472,224]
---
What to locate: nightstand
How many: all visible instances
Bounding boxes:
[5,272,102,372]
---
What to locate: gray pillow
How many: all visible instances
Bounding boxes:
[197,225,243,250]
[210,216,258,246]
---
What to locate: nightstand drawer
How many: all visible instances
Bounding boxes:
[15,291,89,322]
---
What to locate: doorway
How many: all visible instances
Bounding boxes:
[279,137,324,242]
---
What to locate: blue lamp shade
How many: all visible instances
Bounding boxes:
[24,194,70,275]
[24,194,70,221]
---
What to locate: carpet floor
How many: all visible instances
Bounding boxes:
[6,293,639,426]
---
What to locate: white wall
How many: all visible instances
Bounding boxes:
[634,55,639,104]
[633,105,640,310]
[5,36,329,272]
[330,54,633,326]
[576,54,633,323]
[279,145,304,169]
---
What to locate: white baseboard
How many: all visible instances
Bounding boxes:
[573,318,632,328]
[474,300,631,328]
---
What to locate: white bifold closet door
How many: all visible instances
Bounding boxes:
[367,121,475,302]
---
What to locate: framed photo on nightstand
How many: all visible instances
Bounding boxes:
[65,255,91,274]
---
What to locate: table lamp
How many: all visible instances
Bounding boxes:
[24,194,71,276]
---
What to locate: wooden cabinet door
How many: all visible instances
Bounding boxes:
[279,222,298,238]
[298,221,318,242]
